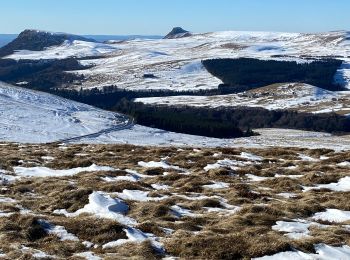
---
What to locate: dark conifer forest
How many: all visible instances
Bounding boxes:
[202,58,344,91]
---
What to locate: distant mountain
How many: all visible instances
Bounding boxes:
[0,34,17,48]
[164,27,192,39]
[0,29,95,57]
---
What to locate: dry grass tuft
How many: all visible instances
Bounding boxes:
[0,214,46,242]
[164,230,290,259]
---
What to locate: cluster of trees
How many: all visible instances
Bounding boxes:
[116,99,253,138]
[49,85,233,109]
[0,58,87,90]
[202,58,343,91]
[116,101,350,135]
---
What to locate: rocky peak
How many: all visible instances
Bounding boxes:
[164,27,192,39]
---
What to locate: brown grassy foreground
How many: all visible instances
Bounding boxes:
[0,143,349,259]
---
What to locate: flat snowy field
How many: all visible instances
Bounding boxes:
[4,30,350,91]
[76,126,350,152]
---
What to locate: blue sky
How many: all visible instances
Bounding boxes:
[1,0,349,35]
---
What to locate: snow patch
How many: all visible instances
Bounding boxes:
[246,174,273,182]
[338,161,350,167]
[253,244,350,260]
[101,175,138,182]
[102,227,164,253]
[138,160,182,171]
[303,176,350,192]
[38,219,79,241]
[239,152,263,161]
[203,181,230,189]
[116,189,167,202]
[75,251,102,260]
[0,210,13,217]
[151,183,171,190]
[298,153,319,162]
[312,209,350,223]
[6,40,118,60]
[277,192,298,199]
[0,196,17,203]
[272,220,311,239]
[54,191,136,226]
[204,158,251,171]
[0,170,20,184]
[14,164,115,178]
[170,205,198,218]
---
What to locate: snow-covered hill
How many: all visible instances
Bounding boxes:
[136,83,350,115]
[3,30,350,90]
[0,82,128,143]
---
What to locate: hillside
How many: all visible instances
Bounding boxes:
[0,82,129,143]
[1,30,350,91]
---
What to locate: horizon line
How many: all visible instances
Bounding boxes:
[0,28,349,36]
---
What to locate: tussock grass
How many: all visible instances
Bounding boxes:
[164,230,290,259]
[129,201,174,222]
[103,240,160,259]
[260,177,302,193]
[0,143,348,259]
[54,216,127,244]
[0,214,46,242]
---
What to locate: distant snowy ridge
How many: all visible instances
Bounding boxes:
[6,40,119,60]
[2,29,350,91]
